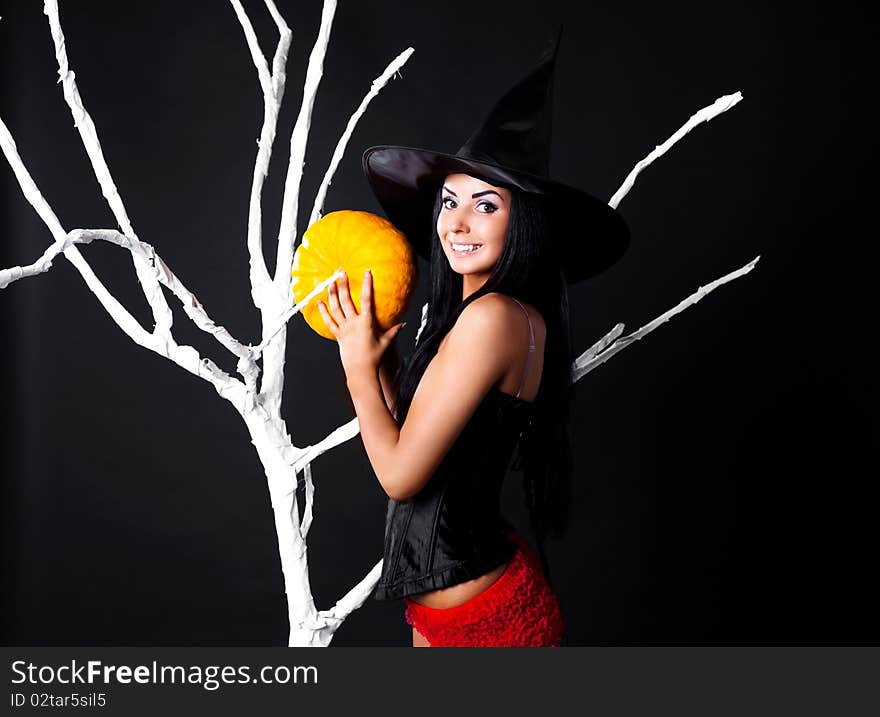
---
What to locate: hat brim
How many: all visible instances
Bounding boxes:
[362,145,629,283]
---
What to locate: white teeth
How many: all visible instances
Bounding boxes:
[452,243,481,252]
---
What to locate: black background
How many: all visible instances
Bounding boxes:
[1,0,874,646]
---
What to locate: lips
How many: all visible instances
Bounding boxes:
[450,242,483,257]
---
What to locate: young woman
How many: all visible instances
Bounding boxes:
[319,29,629,646]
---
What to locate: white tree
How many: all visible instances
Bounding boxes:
[1,0,758,646]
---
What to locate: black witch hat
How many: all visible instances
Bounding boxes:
[362,26,629,284]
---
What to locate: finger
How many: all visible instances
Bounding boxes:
[317,300,338,336]
[380,321,406,349]
[327,280,345,321]
[338,271,358,317]
[361,269,373,318]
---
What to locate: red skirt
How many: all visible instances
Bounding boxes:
[403,532,564,647]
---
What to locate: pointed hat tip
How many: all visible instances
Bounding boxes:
[542,23,564,64]
[554,23,564,48]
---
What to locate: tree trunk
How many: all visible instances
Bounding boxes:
[242,409,321,646]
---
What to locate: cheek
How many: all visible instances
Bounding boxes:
[489,215,509,243]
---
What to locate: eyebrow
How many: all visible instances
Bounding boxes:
[442,186,506,202]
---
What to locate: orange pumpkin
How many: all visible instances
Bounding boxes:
[291,210,417,340]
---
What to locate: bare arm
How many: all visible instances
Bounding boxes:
[347,295,514,501]
[378,340,401,420]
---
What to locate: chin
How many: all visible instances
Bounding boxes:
[449,263,492,277]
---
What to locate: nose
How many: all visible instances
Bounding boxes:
[441,209,468,238]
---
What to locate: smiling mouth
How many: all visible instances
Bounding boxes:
[450,242,483,256]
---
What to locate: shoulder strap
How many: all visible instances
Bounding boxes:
[509,298,536,399]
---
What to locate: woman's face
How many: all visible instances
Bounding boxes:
[437,173,511,291]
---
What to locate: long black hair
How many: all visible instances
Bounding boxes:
[390,176,575,581]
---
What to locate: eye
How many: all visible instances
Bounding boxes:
[441,197,456,210]
[477,200,498,213]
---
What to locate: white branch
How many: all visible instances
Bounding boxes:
[0,119,145,339]
[43,0,177,341]
[229,0,291,309]
[0,117,248,403]
[292,416,362,473]
[264,1,291,98]
[0,117,67,245]
[609,92,743,210]
[258,0,337,417]
[0,224,259,389]
[300,463,315,540]
[578,323,625,365]
[257,267,345,354]
[0,227,125,288]
[415,302,428,346]
[273,0,338,296]
[43,0,135,238]
[229,0,273,93]
[320,559,384,625]
[0,125,153,348]
[308,47,415,227]
[572,256,761,383]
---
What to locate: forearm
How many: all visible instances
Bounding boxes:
[347,370,404,500]
[378,344,401,418]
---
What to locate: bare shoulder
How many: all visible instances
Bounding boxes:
[461,292,514,323]
[482,292,546,339]
[459,293,543,327]
[437,294,508,351]
[439,293,544,364]
[437,294,508,356]
[443,292,543,341]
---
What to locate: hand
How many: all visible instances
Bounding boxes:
[318,269,406,382]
